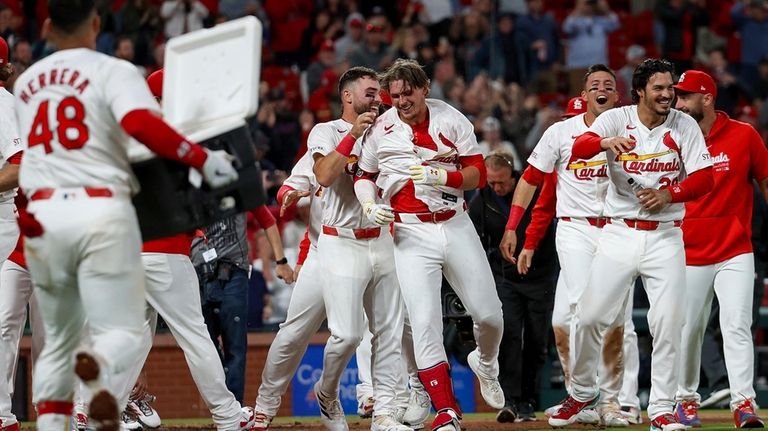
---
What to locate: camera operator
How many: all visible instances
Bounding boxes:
[468,151,558,423]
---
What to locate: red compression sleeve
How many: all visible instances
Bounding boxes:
[524,172,557,250]
[521,165,545,187]
[6,152,21,165]
[297,228,310,265]
[252,205,277,229]
[666,167,714,203]
[276,185,295,206]
[572,132,604,159]
[120,109,208,169]
[458,154,486,188]
[506,205,526,231]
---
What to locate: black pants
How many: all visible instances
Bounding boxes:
[495,275,556,408]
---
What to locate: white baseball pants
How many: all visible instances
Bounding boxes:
[112,253,244,430]
[571,222,686,420]
[27,196,146,412]
[317,232,405,416]
[393,213,503,374]
[676,252,756,409]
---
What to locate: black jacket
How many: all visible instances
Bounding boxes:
[468,187,558,282]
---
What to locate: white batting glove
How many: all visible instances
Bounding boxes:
[362,200,395,226]
[201,149,239,188]
[409,165,447,186]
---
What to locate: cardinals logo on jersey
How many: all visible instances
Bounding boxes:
[617,150,679,174]
[565,156,608,181]
[662,131,681,156]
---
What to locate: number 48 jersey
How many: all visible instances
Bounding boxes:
[14,48,159,195]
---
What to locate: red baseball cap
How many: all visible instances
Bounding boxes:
[563,97,587,118]
[319,39,335,53]
[674,70,717,97]
[146,69,164,98]
[0,37,8,65]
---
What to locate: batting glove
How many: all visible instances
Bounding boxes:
[201,149,239,188]
[362,200,395,226]
[409,165,447,186]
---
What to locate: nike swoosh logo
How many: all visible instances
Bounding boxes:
[571,135,579,139]
[337,129,347,133]
[626,125,637,130]
[384,124,394,132]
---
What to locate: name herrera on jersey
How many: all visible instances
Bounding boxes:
[617,151,681,175]
[18,69,90,104]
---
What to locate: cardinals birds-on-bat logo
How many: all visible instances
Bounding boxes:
[662,131,681,156]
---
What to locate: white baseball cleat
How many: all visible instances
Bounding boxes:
[371,414,413,431]
[402,387,430,429]
[119,411,142,431]
[251,410,273,430]
[620,406,643,424]
[239,406,256,431]
[466,349,505,409]
[314,382,349,431]
[600,408,630,427]
[358,396,375,419]
[128,395,161,429]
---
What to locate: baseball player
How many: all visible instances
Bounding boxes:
[501,67,638,426]
[13,1,238,430]
[354,58,504,431]
[105,69,260,431]
[672,70,768,428]
[309,66,410,431]
[547,59,714,431]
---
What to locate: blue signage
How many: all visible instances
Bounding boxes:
[290,346,475,416]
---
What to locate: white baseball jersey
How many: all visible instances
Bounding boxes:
[0,88,22,204]
[282,150,322,246]
[14,49,159,195]
[357,99,479,213]
[528,113,608,218]
[308,119,377,230]
[587,106,712,221]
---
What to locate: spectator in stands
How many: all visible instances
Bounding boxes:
[114,36,147,76]
[731,0,768,89]
[617,45,646,104]
[516,0,561,85]
[334,12,365,64]
[476,13,525,84]
[6,38,31,90]
[655,0,709,73]
[478,117,523,170]
[418,0,454,45]
[306,39,336,95]
[118,0,162,66]
[160,0,209,39]
[429,58,456,100]
[754,56,768,101]
[299,9,343,69]
[706,48,744,116]
[348,17,392,70]
[561,0,619,95]
[455,11,489,81]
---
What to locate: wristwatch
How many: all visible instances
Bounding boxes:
[275,257,288,265]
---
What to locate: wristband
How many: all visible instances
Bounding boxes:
[275,257,288,265]
[505,205,526,231]
[445,171,464,188]
[335,134,356,157]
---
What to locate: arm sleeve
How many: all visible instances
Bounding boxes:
[521,165,546,187]
[120,109,208,169]
[667,167,714,203]
[572,132,605,160]
[297,228,311,265]
[252,205,277,229]
[459,154,486,188]
[524,172,557,250]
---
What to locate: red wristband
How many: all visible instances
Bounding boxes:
[335,134,356,157]
[506,205,526,230]
[445,171,464,188]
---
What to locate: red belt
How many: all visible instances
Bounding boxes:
[560,216,610,228]
[393,209,457,223]
[30,187,113,201]
[621,219,682,231]
[322,225,382,240]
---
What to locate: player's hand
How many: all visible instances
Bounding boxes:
[600,137,636,153]
[275,262,295,284]
[500,229,518,264]
[517,248,535,274]
[350,112,377,139]
[409,165,447,186]
[280,190,311,217]
[293,264,303,280]
[362,200,395,225]
[636,188,672,213]
[201,149,239,188]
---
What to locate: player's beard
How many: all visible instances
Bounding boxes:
[680,106,704,122]
[353,100,379,116]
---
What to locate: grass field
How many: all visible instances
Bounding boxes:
[18,409,746,430]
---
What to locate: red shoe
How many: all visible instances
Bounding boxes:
[1,422,20,431]
[734,399,765,428]
[650,413,687,431]
[547,395,597,427]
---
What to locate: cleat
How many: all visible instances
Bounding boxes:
[516,401,536,422]
[314,381,348,431]
[466,349,504,409]
[239,406,256,431]
[674,400,701,428]
[548,395,598,427]
[600,408,629,427]
[252,410,272,430]
[120,411,142,431]
[357,396,374,419]
[496,406,517,423]
[650,413,688,431]
[734,399,764,429]
[371,414,413,431]
[621,406,643,425]
[431,408,460,431]
[402,388,430,428]
[128,395,160,429]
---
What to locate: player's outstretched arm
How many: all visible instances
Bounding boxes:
[637,166,714,212]
[517,171,557,273]
[500,165,545,263]
[277,185,311,217]
[573,132,636,159]
[252,205,295,284]
[120,109,238,188]
[313,112,376,187]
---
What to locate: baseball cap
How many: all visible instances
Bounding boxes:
[346,13,364,29]
[563,96,587,118]
[674,70,717,97]
[146,69,163,98]
[0,37,8,65]
[319,39,335,53]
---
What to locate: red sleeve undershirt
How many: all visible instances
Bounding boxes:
[524,172,557,250]
[521,165,545,187]
[572,132,604,160]
[6,152,22,165]
[458,154,486,188]
[120,109,208,169]
[276,185,295,206]
[252,205,277,229]
[297,228,310,265]
[666,167,714,203]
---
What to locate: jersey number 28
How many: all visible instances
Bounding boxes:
[28,97,89,153]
